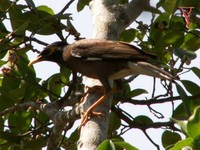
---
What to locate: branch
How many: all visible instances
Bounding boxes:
[0,100,81,121]
[118,93,200,105]
[124,0,152,27]
[58,0,75,14]
[111,106,180,131]
[119,96,181,105]
[0,101,39,116]
[142,130,160,150]
[0,99,81,149]
[56,71,79,108]
[45,103,80,149]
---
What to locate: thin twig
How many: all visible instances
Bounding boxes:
[57,72,77,107]
[58,0,75,14]
[111,106,177,130]
[147,105,164,119]
[151,78,156,98]
[120,94,199,105]
[142,130,160,150]
[119,96,181,105]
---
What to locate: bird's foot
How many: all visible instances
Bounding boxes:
[80,86,104,103]
[79,86,106,129]
[79,94,107,128]
[80,109,104,128]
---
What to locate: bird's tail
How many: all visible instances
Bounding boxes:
[128,61,176,81]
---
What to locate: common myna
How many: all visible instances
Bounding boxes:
[28,39,176,126]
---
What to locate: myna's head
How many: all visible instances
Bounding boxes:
[28,41,68,66]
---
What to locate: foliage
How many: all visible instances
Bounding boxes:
[0,0,200,149]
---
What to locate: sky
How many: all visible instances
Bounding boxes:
[10,0,200,149]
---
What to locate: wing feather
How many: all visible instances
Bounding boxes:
[70,39,156,61]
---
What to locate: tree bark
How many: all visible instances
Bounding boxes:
[77,0,151,149]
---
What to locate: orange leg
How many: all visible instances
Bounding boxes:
[80,86,104,103]
[80,94,108,127]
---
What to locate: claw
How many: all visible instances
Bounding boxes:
[80,110,104,128]
[80,86,104,103]
[79,93,107,128]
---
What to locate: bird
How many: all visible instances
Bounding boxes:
[28,39,176,126]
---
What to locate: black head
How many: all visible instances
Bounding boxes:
[28,41,68,66]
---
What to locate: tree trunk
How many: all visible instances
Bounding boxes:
[77,0,150,149]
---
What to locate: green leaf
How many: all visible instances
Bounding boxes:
[68,128,79,142]
[181,80,200,95]
[23,137,47,149]
[0,60,6,66]
[60,65,71,84]
[179,0,200,7]
[54,13,71,19]
[119,29,138,42]
[8,4,23,31]
[161,31,184,48]
[25,0,36,10]
[170,138,193,150]
[172,98,200,121]
[114,141,138,150]
[0,0,11,12]
[174,48,197,60]
[0,44,8,59]
[14,21,29,35]
[162,130,181,148]
[35,111,49,125]
[0,94,15,112]
[163,0,178,14]
[0,117,3,132]
[1,73,21,93]
[8,80,26,100]
[17,52,36,82]
[128,88,148,98]
[21,5,66,35]
[0,139,7,145]
[134,115,153,124]
[194,135,200,150]
[170,16,186,30]
[36,23,57,35]
[150,12,170,52]
[154,12,170,25]
[0,131,22,144]
[108,112,121,137]
[0,18,9,34]
[171,118,187,134]
[181,30,200,51]
[47,73,62,102]
[172,103,188,119]
[187,106,200,138]
[117,0,128,4]
[191,67,200,79]
[97,140,115,150]
[37,5,54,15]
[8,111,32,134]
[77,0,91,12]
[176,84,191,116]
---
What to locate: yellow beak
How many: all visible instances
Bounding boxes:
[28,55,43,66]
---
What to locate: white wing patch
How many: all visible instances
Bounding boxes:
[84,57,102,61]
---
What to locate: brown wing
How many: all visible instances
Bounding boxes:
[70,39,156,61]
